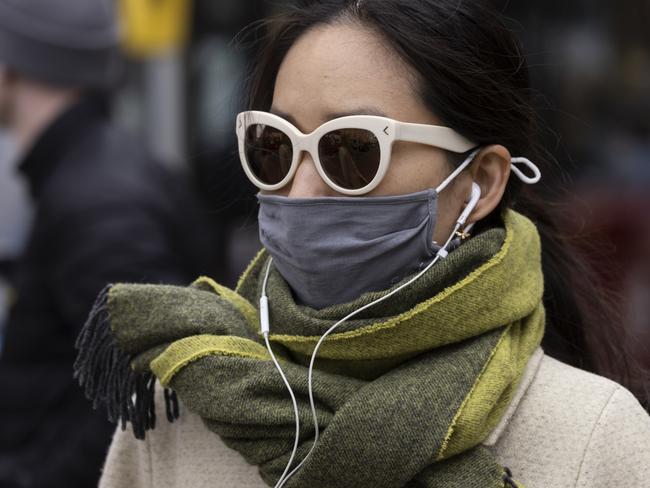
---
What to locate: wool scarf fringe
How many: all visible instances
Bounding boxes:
[73,286,179,440]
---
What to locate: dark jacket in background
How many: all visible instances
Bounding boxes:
[0,98,218,487]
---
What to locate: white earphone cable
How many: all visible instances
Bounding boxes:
[261,260,301,488]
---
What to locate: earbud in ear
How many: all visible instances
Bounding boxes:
[457,182,482,227]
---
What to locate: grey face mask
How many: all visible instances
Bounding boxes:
[257,188,448,309]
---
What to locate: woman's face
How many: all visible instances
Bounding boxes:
[268,22,477,244]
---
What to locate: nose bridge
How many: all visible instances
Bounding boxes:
[293,131,317,161]
[293,130,321,175]
[289,136,333,198]
[294,146,319,178]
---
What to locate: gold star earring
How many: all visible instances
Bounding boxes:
[455,226,471,241]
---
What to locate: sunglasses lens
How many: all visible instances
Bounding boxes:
[318,129,381,190]
[244,124,293,185]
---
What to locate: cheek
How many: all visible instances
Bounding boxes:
[370,142,450,196]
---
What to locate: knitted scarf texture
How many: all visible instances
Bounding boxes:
[75,209,545,488]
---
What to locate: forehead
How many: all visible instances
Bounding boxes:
[271,22,439,132]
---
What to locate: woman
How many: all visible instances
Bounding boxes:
[76,1,650,487]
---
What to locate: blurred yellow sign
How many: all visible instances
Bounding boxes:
[119,0,192,57]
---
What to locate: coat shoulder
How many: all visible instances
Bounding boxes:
[491,354,650,487]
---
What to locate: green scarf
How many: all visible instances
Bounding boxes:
[75,209,544,488]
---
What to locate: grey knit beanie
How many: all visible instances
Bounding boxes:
[0,0,121,88]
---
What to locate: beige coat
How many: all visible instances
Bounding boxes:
[99,348,650,487]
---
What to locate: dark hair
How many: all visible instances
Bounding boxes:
[241,0,649,407]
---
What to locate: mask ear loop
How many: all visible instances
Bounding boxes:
[437,151,542,192]
[510,157,542,184]
[435,149,481,194]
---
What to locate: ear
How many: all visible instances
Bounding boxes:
[466,144,511,224]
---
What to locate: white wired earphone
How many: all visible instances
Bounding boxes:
[259,150,540,487]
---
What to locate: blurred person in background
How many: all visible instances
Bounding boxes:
[0,0,217,486]
[0,129,32,353]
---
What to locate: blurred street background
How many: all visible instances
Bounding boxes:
[1,0,649,359]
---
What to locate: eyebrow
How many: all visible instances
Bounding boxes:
[270,106,388,131]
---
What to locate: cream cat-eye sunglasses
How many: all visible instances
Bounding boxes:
[236,110,540,196]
